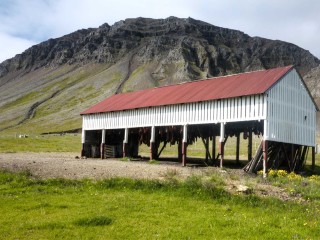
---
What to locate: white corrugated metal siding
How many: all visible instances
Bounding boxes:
[82,68,317,148]
[82,94,266,130]
[265,69,316,146]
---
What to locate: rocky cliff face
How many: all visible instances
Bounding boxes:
[304,65,320,105]
[0,17,319,133]
[1,17,319,78]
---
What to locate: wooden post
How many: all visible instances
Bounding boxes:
[219,123,225,168]
[81,129,86,157]
[205,137,209,161]
[236,133,240,165]
[263,140,268,178]
[150,142,155,160]
[150,126,155,160]
[100,129,106,159]
[157,141,167,159]
[219,142,224,168]
[248,129,252,161]
[212,135,216,162]
[178,140,182,161]
[290,143,295,170]
[81,144,86,157]
[182,142,187,167]
[312,146,316,171]
[123,128,128,158]
[182,125,188,167]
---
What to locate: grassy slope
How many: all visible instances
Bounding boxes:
[0,171,319,239]
[0,63,125,135]
[0,59,191,135]
[0,57,171,136]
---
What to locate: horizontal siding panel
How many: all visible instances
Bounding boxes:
[82,94,267,130]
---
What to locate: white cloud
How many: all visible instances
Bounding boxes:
[0,0,319,62]
[0,32,37,63]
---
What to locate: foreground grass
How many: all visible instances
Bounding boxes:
[0,171,319,239]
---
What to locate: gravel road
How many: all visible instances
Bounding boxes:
[0,152,211,180]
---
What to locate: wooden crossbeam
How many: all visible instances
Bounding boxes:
[157,141,167,159]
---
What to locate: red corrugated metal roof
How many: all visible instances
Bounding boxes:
[81,65,293,115]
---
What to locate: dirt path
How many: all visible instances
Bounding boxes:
[0,152,208,180]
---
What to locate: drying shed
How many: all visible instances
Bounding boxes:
[81,66,317,175]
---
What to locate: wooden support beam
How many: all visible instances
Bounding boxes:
[157,141,167,159]
[292,145,302,171]
[248,130,252,161]
[290,144,294,171]
[200,136,212,162]
[81,129,86,157]
[182,125,188,166]
[100,143,105,159]
[212,136,216,164]
[100,129,106,159]
[197,126,211,163]
[150,142,154,160]
[150,142,159,160]
[219,123,225,168]
[81,144,86,157]
[123,143,127,158]
[205,137,209,161]
[123,128,129,158]
[281,143,292,172]
[236,133,240,165]
[263,140,268,178]
[178,140,182,161]
[182,142,187,167]
[301,146,308,164]
[312,146,316,171]
[224,136,229,145]
[219,142,224,168]
[150,126,155,160]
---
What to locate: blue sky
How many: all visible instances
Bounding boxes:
[0,0,320,63]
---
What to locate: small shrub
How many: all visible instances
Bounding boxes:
[74,216,112,227]
[268,170,288,178]
[308,175,320,181]
[277,170,288,177]
[287,172,302,181]
[257,170,263,176]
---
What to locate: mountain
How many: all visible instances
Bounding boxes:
[0,17,319,134]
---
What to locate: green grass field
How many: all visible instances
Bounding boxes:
[1,134,320,239]
[0,170,320,239]
[0,134,81,153]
